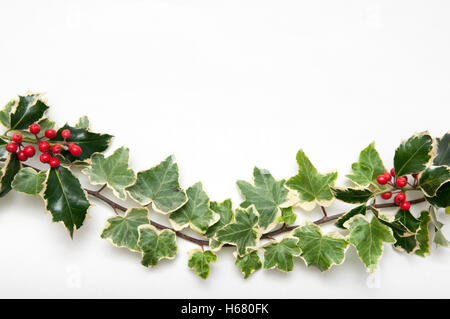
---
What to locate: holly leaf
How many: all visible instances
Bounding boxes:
[419,166,450,197]
[137,225,178,267]
[169,182,219,233]
[75,116,90,129]
[42,166,91,237]
[127,155,187,214]
[293,221,348,272]
[205,199,234,250]
[0,99,15,128]
[426,181,450,208]
[389,210,421,254]
[0,138,7,158]
[11,167,46,196]
[278,207,297,225]
[335,204,367,229]
[346,142,387,187]
[234,250,262,279]
[100,208,150,252]
[187,249,217,279]
[9,94,49,130]
[415,211,431,257]
[0,153,22,197]
[216,206,261,256]
[286,149,338,211]
[394,132,434,177]
[237,167,296,231]
[344,215,396,273]
[395,210,421,233]
[434,132,450,166]
[331,187,374,204]
[82,147,136,200]
[262,237,300,273]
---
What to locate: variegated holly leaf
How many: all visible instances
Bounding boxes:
[394,132,434,177]
[277,207,297,225]
[263,237,301,273]
[430,207,449,247]
[216,206,260,256]
[187,249,217,279]
[11,167,46,196]
[434,132,450,166]
[426,181,450,208]
[0,99,15,128]
[344,215,396,273]
[9,94,49,130]
[234,250,262,279]
[415,211,431,257]
[346,142,387,187]
[238,167,295,231]
[82,147,136,200]
[286,149,338,211]
[0,138,7,158]
[0,153,22,197]
[169,182,219,233]
[293,221,348,272]
[100,208,150,252]
[395,209,421,233]
[127,155,187,214]
[137,225,178,267]
[205,199,234,250]
[419,166,450,197]
[42,166,91,237]
[390,210,421,255]
[331,187,374,204]
[335,204,367,229]
[75,116,90,129]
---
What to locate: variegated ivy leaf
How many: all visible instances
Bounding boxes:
[205,199,234,250]
[75,116,90,129]
[394,132,434,177]
[127,155,187,214]
[237,167,296,231]
[426,181,450,208]
[293,221,348,272]
[9,93,49,130]
[137,225,178,268]
[169,182,219,233]
[263,237,301,273]
[100,208,150,252]
[344,215,396,273]
[277,207,297,225]
[419,166,450,197]
[0,99,15,128]
[430,207,449,247]
[187,249,218,279]
[415,211,431,257]
[335,204,367,229]
[331,187,374,204]
[11,167,46,196]
[0,153,21,198]
[82,147,136,200]
[234,250,262,279]
[346,142,387,187]
[434,132,450,166]
[286,150,338,211]
[216,206,261,256]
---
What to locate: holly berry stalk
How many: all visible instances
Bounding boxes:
[376,168,420,210]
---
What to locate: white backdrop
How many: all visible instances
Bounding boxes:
[0,0,449,298]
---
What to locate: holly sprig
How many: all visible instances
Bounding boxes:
[0,92,449,280]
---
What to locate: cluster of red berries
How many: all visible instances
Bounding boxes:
[5,123,82,168]
[376,168,418,210]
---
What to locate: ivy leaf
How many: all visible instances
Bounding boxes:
[346,142,387,187]
[415,211,431,257]
[234,250,262,279]
[0,153,22,197]
[237,167,296,231]
[187,249,218,279]
[169,182,219,233]
[0,99,15,128]
[293,221,348,272]
[127,155,187,214]
[11,167,46,196]
[344,215,396,273]
[434,132,450,166]
[277,207,297,225]
[430,207,449,247]
[9,94,49,130]
[331,187,374,204]
[426,181,450,208]
[263,237,301,273]
[43,166,91,237]
[286,150,338,211]
[419,166,450,197]
[205,199,234,250]
[82,147,136,200]
[75,116,90,129]
[394,132,434,177]
[100,208,150,252]
[216,206,261,256]
[335,204,367,229]
[137,225,178,267]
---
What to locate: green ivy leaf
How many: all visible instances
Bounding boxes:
[11,167,46,196]
[430,207,449,247]
[415,211,431,257]
[293,221,348,272]
[346,142,387,187]
[82,147,136,200]
[335,204,367,229]
[100,208,150,252]
[331,187,374,204]
[187,249,218,279]
[426,181,450,208]
[237,167,296,231]
[127,155,187,214]
[169,182,219,233]
[43,166,91,237]
[0,153,22,197]
[137,225,178,267]
[263,237,301,273]
[434,132,450,166]
[75,116,90,129]
[419,166,450,197]
[0,99,15,128]
[205,199,234,250]
[9,94,49,130]
[286,150,338,211]
[394,132,434,177]
[277,207,297,225]
[234,250,262,279]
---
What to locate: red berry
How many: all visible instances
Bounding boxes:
[390,168,395,177]
[17,150,28,162]
[52,144,62,154]
[40,153,51,163]
[23,145,36,158]
[376,175,388,185]
[396,177,407,187]
[39,141,50,153]
[69,144,82,157]
[381,192,392,200]
[400,201,411,210]
[394,193,406,205]
[61,129,71,139]
[6,142,18,153]
[12,133,22,143]
[29,123,41,135]
[45,129,57,139]
[49,157,60,168]
[412,173,419,179]
[383,172,391,180]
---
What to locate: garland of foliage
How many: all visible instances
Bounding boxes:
[0,93,449,279]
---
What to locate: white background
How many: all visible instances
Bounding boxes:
[0,0,449,299]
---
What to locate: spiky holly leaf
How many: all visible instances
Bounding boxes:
[0,137,8,158]
[0,153,21,197]
[237,167,295,231]
[187,249,217,279]
[331,187,374,204]
[419,166,450,197]
[169,182,219,233]
[127,155,187,214]
[430,207,449,247]
[216,206,260,256]
[394,132,434,177]
[390,210,421,254]
[75,116,90,129]
[234,250,262,279]
[395,210,421,233]
[82,147,136,200]
[434,132,450,166]
[335,204,367,229]
[205,199,234,250]
[293,221,348,272]
[137,225,178,268]
[43,166,91,237]
[9,94,49,130]
[11,167,46,196]
[344,215,396,273]
[346,142,387,187]
[426,181,450,208]
[100,208,150,252]
[278,207,297,225]
[21,117,55,140]
[286,150,338,211]
[263,237,301,273]
[0,99,15,128]
[415,211,431,257]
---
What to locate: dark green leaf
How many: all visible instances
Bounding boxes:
[393,132,434,177]
[0,153,22,197]
[331,187,374,204]
[419,166,450,197]
[395,210,421,233]
[10,94,49,130]
[434,132,450,166]
[335,204,367,229]
[426,181,450,208]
